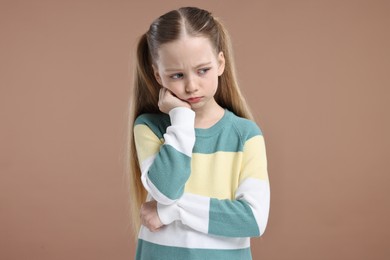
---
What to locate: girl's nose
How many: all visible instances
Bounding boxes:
[185,76,198,93]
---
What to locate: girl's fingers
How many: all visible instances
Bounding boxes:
[158,88,168,109]
[158,88,164,108]
[158,87,190,113]
[159,87,164,100]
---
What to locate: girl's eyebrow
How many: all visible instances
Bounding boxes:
[164,62,212,72]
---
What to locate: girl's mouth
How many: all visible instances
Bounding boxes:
[187,97,202,103]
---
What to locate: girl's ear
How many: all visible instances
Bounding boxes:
[152,64,162,85]
[217,51,225,76]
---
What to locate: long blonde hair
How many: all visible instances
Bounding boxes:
[126,6,254,239]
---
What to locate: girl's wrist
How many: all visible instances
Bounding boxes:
[157,202,180,225]
[168,107,195,126]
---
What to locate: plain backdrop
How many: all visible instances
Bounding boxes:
[1,0,389,259]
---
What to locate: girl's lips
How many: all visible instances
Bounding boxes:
[187,97,202,103]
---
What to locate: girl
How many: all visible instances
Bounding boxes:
[127,6,270,259]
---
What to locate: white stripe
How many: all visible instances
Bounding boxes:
[156,193,210,231]
[164,107,195,157]
[157,202,180,225]
[235,178,270,236]
[140,155,175,205]
[177,193,210,234]
[168,107,195,126]
[139,222,250,249]
[140,154,155,174]
[163,126,195,157]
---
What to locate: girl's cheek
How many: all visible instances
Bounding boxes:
[169,88,181,98]
[167,83,183,94]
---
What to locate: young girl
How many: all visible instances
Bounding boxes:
[127,6,270,259]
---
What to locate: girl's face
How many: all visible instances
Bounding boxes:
[152,35,225,113]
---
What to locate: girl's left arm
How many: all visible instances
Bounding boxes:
[157,134,270,237]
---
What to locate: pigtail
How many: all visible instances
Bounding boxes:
[214,17,254,121]
[128,33,160,239]
[134,33,160,116]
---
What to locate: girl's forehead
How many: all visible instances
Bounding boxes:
[156,36,217,67]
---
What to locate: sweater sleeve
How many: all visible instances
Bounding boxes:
[133,107,196,205]
[157,134,270,237]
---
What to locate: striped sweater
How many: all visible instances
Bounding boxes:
[133,107,270,260]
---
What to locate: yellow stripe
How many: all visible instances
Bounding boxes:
[239,135,269,182]
[185,136,268,199]
[134,124,163,162]
[185,152,243,200]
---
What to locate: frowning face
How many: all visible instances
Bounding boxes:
[152,35,225,113]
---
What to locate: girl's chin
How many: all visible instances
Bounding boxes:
[189,103,201,109]
[189,100,208,110]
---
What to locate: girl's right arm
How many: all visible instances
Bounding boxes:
[134,106,195,205]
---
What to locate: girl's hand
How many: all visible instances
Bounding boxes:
[158,88,191,114]
[140,200,164,232]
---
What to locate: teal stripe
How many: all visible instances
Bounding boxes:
[148,144,191,200]
[135,239,252,260]
[135,113,170,139]
[194,129,243,153]
[193,111,263,154]
[208,199,260,237]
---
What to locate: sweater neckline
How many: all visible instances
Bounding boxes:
[195,109,230,137]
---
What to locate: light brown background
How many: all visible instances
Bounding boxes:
[1,0,389,259]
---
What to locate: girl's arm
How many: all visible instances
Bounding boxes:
[157,134,270,237]
[134,107,195,205]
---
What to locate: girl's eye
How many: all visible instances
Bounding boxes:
[199,68,211,75]
[170,73,184,79]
